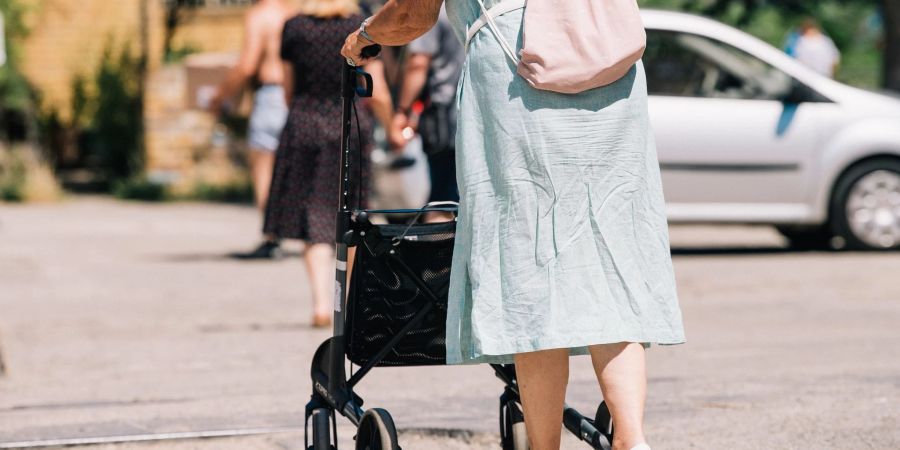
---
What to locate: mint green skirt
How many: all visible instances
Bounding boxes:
[444,2,686,365]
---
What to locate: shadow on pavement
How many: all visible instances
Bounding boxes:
[196,322,311,333]
[153,251,304,263]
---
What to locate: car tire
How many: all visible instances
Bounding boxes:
[775,226,833,250]
[831,158,900,251]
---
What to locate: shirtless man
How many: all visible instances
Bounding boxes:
[211,0,294,259]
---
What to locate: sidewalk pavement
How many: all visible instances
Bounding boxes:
[1,196,898,449]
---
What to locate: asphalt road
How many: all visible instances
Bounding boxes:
[1,197,898,449]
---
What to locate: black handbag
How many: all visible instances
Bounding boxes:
[418,101,457,156]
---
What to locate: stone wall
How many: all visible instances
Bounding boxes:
[19,0,149,122]
[167,7,246,56]
[18,0,259,185]
[144,55,247,190]
[19,0,250,120]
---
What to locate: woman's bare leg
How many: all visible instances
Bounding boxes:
[249,149,280,245]
[513,349,569,450]
[249,149,276,212]
[303,243,334,326]
[588,343,648,450]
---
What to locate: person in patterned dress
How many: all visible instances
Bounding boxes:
[211,0,294,260]
[264,0,395,327]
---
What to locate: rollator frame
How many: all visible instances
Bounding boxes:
[304,55,614,450]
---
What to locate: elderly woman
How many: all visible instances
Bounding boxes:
[343,2,686,450]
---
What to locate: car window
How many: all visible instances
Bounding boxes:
[644,30,793,100]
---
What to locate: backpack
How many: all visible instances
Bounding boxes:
[467,0,646,94]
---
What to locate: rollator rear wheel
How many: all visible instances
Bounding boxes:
[355,408,399,450]
[311,408,333,450]
[500,399,529,450]
[595,401,614,443]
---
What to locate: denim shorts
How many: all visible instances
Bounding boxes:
[248,85,288,152]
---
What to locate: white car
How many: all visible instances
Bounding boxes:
[642,10,900,250]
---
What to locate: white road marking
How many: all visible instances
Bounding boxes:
[0,427,302,449]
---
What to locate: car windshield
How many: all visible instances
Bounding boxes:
[645,30,793,100]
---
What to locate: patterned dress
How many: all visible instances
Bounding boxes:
[264,14,373,244]
[444,1,686,364]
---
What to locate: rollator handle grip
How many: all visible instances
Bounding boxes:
[361,44,382,59]
[342,46,380,98]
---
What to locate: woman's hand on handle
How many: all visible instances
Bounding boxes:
[341,0,444,65]
[341,31,377,67]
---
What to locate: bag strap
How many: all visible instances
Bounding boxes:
[466,0,525,65]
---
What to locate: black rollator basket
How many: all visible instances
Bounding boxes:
[304,50,616,450]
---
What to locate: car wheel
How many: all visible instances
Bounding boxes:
[831,158,900,250]
[775,226,833,250]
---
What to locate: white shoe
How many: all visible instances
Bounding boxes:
[629,444,651,450]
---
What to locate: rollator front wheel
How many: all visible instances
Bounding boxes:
[355,408,399,450]
[311,408,333,450]
[595,401,614,443]
[500,398,529,450]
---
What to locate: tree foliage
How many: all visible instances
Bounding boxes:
[641,0,898,91]
[0,0,37,142]
[76,43,145,181]
[642,0,874,25]
[883,1,900,90]
[162,0,246,61]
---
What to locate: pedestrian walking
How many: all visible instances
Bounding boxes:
[786,18,841,78]
[391,5,464,220]
[266,0,394,327]
[343,1,686,449]
[210,0,295,259]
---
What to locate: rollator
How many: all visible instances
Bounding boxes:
[304,48,615,449]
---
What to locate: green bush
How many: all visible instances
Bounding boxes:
[164,43,201,64]
[111,177,254,204]
[0,156,25,202]
[112,177,169,202]
[66,41,144,188]
[0,145,26,202]
[1,0,38,142]
[186,180,254,204]
[0,146,61,202]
